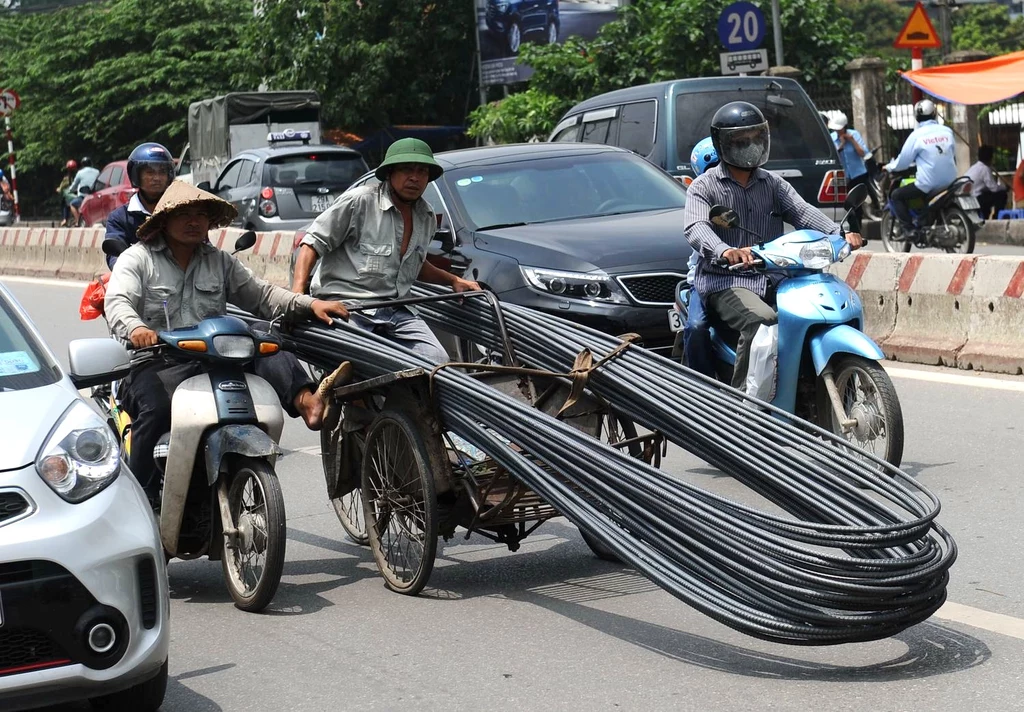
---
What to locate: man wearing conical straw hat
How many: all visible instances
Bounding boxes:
[105,181,351,505]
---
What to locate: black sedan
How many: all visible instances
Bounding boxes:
[297,143,692,353]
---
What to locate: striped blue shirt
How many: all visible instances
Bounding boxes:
[683,163,839,297]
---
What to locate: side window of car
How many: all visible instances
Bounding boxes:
[237,159,257,186]
[216,161,244,192]
[176,146,191,176]
[423,183,451,228]
[109,166,124,187]
[550,116,582,143]
[94,167,112,192]
[616,100,656,157]
[580,108,619,146]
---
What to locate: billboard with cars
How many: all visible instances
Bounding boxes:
[477,0,622,86]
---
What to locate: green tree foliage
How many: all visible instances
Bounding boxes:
[469,0,863,143]
[0,0,252,216]
[837,0,907,59]
[243,0,476,132]
[951,3,1024,56]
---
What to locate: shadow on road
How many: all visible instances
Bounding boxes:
[508,570,989,681]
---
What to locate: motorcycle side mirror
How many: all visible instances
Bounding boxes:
[709,205,740,229]
[844,183,869,211]
[101,238,127,258]
[232,230,257,254]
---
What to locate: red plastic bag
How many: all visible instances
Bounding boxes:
[79,273,110,321]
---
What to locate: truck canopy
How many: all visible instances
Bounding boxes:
[188,90,321,186]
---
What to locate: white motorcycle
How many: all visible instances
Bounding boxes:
[70,314,289,613]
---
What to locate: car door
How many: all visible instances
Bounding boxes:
[108,165,130,217]
[83,165,112,226]
[213,160,247,225]
[423,182,462,275]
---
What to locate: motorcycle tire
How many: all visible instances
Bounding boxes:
[879,212,912,253]
[221,456,287,613]
[818,354,904,468]
[944,207,976,254]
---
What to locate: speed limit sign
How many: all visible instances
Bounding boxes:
[0,89,21,117]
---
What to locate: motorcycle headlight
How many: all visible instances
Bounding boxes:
[36,400,120,503]
[213,335,255,359]
[798,240,835,270]
[520,266,629,304]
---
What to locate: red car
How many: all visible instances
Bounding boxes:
[80,160,133,227]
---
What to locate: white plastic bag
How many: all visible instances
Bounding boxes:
[744,324,778,401]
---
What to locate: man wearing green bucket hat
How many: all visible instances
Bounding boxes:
[292,138,479,363]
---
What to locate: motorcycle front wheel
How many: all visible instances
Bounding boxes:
[221,457,287,612]
[818,355,904,468]
[879,212,912,253]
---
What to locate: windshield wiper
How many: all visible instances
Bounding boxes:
[475,222,529,231]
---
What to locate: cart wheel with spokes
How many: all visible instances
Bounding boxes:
[221,457,287,612]
[361,409,438,595]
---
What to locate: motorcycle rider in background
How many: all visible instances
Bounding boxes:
[104,143,175,269]
[68,157,100,226]
[884,99,957,236]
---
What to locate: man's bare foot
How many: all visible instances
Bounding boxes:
[295,388,325,430]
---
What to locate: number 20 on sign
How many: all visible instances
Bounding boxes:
[717,1,767,52]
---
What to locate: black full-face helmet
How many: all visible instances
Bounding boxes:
[710,101,771,170]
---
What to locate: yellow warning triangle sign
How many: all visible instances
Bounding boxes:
[894,1,941,49]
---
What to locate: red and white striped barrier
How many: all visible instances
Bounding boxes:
[6,226,1024,374]
[959,257,1024,374]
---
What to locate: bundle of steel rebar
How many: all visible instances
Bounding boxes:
[231,294,955,646]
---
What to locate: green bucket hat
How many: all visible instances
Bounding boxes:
[374,138,444,182]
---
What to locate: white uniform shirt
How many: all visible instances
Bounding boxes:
[885,120,957,194]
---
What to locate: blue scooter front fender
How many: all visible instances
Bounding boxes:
[809,324,885,375]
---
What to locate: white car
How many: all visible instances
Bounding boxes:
[0,283,169,711]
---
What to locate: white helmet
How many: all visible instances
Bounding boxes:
[827,112,848,132]
[915,99,937,123]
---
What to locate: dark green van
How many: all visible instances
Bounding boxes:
[548,77,847,217]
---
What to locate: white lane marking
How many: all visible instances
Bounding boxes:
[1,275,90,288]
[886,366,1024,393]
[934,601,1024,641]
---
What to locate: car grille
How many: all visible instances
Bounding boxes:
[0,628,70,676]
[617,273,687,306]
[0,491,30,526]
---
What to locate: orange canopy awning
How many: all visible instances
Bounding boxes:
[901,50,1024,105]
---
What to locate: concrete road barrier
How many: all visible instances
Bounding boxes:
[882,254,977,367]
[6,225,1024,374]
[958,257,1024,375]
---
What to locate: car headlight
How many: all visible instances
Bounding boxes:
[213,335,255,359]
[36,400,120,503]
[520,266,629,304]
[798,240,835,270]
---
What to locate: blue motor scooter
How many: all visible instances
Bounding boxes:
[672,184,904,466]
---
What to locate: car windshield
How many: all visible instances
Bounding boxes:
[675,88,834,166]
[442,152,686,230]
[0,293,60,391]
[263,153,366,190]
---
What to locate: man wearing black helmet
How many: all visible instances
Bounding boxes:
[684,101,863,391]
[104,143,175,268]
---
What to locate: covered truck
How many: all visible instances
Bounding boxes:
[179,90,322,187]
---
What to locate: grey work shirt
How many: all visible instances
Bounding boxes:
[105,236,315,343]
[301,183,436,301]
[683,163,839,298]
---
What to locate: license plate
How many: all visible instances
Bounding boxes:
[956,195,980,210]
[667,309,684,333]
[311,194,333,212]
